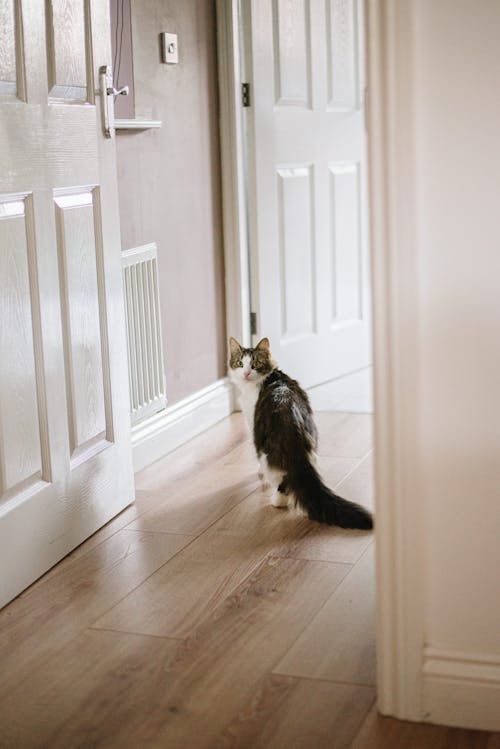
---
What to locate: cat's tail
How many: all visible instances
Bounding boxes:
[287,457,373,530]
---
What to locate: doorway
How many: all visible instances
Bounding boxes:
[218,0,373,414]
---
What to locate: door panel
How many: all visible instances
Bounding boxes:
[277,165,315,341]
[327,0,360,110]
[329,161,363,322]
[274,0,312,108]
[46,0,89,101]
[246,0,370,388]
[54,188,111,458]
[0,0,133,607]
[0,0,18,96]
[0,194,44,494]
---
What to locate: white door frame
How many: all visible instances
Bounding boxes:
[365,0,424,720]
[216,0,426,723]
[216,0,252,347]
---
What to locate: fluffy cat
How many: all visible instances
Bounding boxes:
[229,336,373,530]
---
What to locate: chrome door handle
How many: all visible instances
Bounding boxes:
[98,66,129,138]
[99,65,114,138]
[107,85,129,97]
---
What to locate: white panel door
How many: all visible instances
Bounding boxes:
[0,0,134,607]
[244,0,371,387]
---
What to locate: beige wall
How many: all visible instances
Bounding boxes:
[115,0,226,404]
[416,0,500,656]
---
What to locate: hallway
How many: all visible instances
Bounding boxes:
[0,413,497,747]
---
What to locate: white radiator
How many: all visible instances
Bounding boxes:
[122,243,167,424]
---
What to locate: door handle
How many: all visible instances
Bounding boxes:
[108,84,130,97]
[98,65,129,138]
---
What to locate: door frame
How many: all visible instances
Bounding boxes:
[365,0,424,721]
[216,0,426,722]
[216,0,252,347]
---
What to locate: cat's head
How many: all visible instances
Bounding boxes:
[228,337,276,385]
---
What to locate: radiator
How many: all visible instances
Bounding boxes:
[122,243,167,424]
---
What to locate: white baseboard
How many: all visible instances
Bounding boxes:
[132,378,234,473]
[422,647,500,731]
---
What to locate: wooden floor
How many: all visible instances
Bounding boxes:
[1,412,498,748]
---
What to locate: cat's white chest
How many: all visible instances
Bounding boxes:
[236,381,260,433]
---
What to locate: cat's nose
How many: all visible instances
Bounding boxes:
[243,372,251,379]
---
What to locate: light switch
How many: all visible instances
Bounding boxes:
[161,32,179,64]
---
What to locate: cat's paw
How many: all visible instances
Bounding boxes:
[258,470,270,487]
[271,490,289,508]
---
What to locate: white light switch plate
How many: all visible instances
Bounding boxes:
[161,32,179,64]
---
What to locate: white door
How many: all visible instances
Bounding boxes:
[0,0,134,607]
[244,0,371,387]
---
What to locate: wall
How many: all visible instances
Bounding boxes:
[115,0,226,404]
[416,0,500,723]
[369,0,500,731]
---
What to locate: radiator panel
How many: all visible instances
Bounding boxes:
[122,243,167,424]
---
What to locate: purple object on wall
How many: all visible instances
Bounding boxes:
[110,0,135,119]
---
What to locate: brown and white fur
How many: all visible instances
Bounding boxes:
[229,337,373,529]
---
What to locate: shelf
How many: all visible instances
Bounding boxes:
[115,119,162,130]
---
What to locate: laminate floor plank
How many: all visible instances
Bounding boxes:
[275,544,376,685]
[134,413,248,492]
[214,674,375,749]
[350,706,496,749]
[221,438,260,470]
[4,412,493,748]
[129,555,348,749]
[0,629,181,749]
[94,475,368,639]
[127,463,260,536]
[315,412,373,459]
[0,529,192,698]
[334,450,374,511]
[2,557,348,749]
[92,524,274,638]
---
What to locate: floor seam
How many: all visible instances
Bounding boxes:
[270,671,376,689]
[333,451,372,490]
[87,625,185,642]
[86,479,262,628]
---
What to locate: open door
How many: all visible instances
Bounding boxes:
[0,0,134,607]
[243,0,371,388]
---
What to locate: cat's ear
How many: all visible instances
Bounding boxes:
[229,337,243,356]
[255,338,271,355]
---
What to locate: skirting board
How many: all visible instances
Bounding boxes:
[422,648,500,731]
[132,378,234,473]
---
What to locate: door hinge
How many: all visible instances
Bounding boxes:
[242,82,251,107]
[250,311,257,335]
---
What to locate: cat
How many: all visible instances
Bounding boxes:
[228,336,373,530]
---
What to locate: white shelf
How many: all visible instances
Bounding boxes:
[115,119,162,130]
